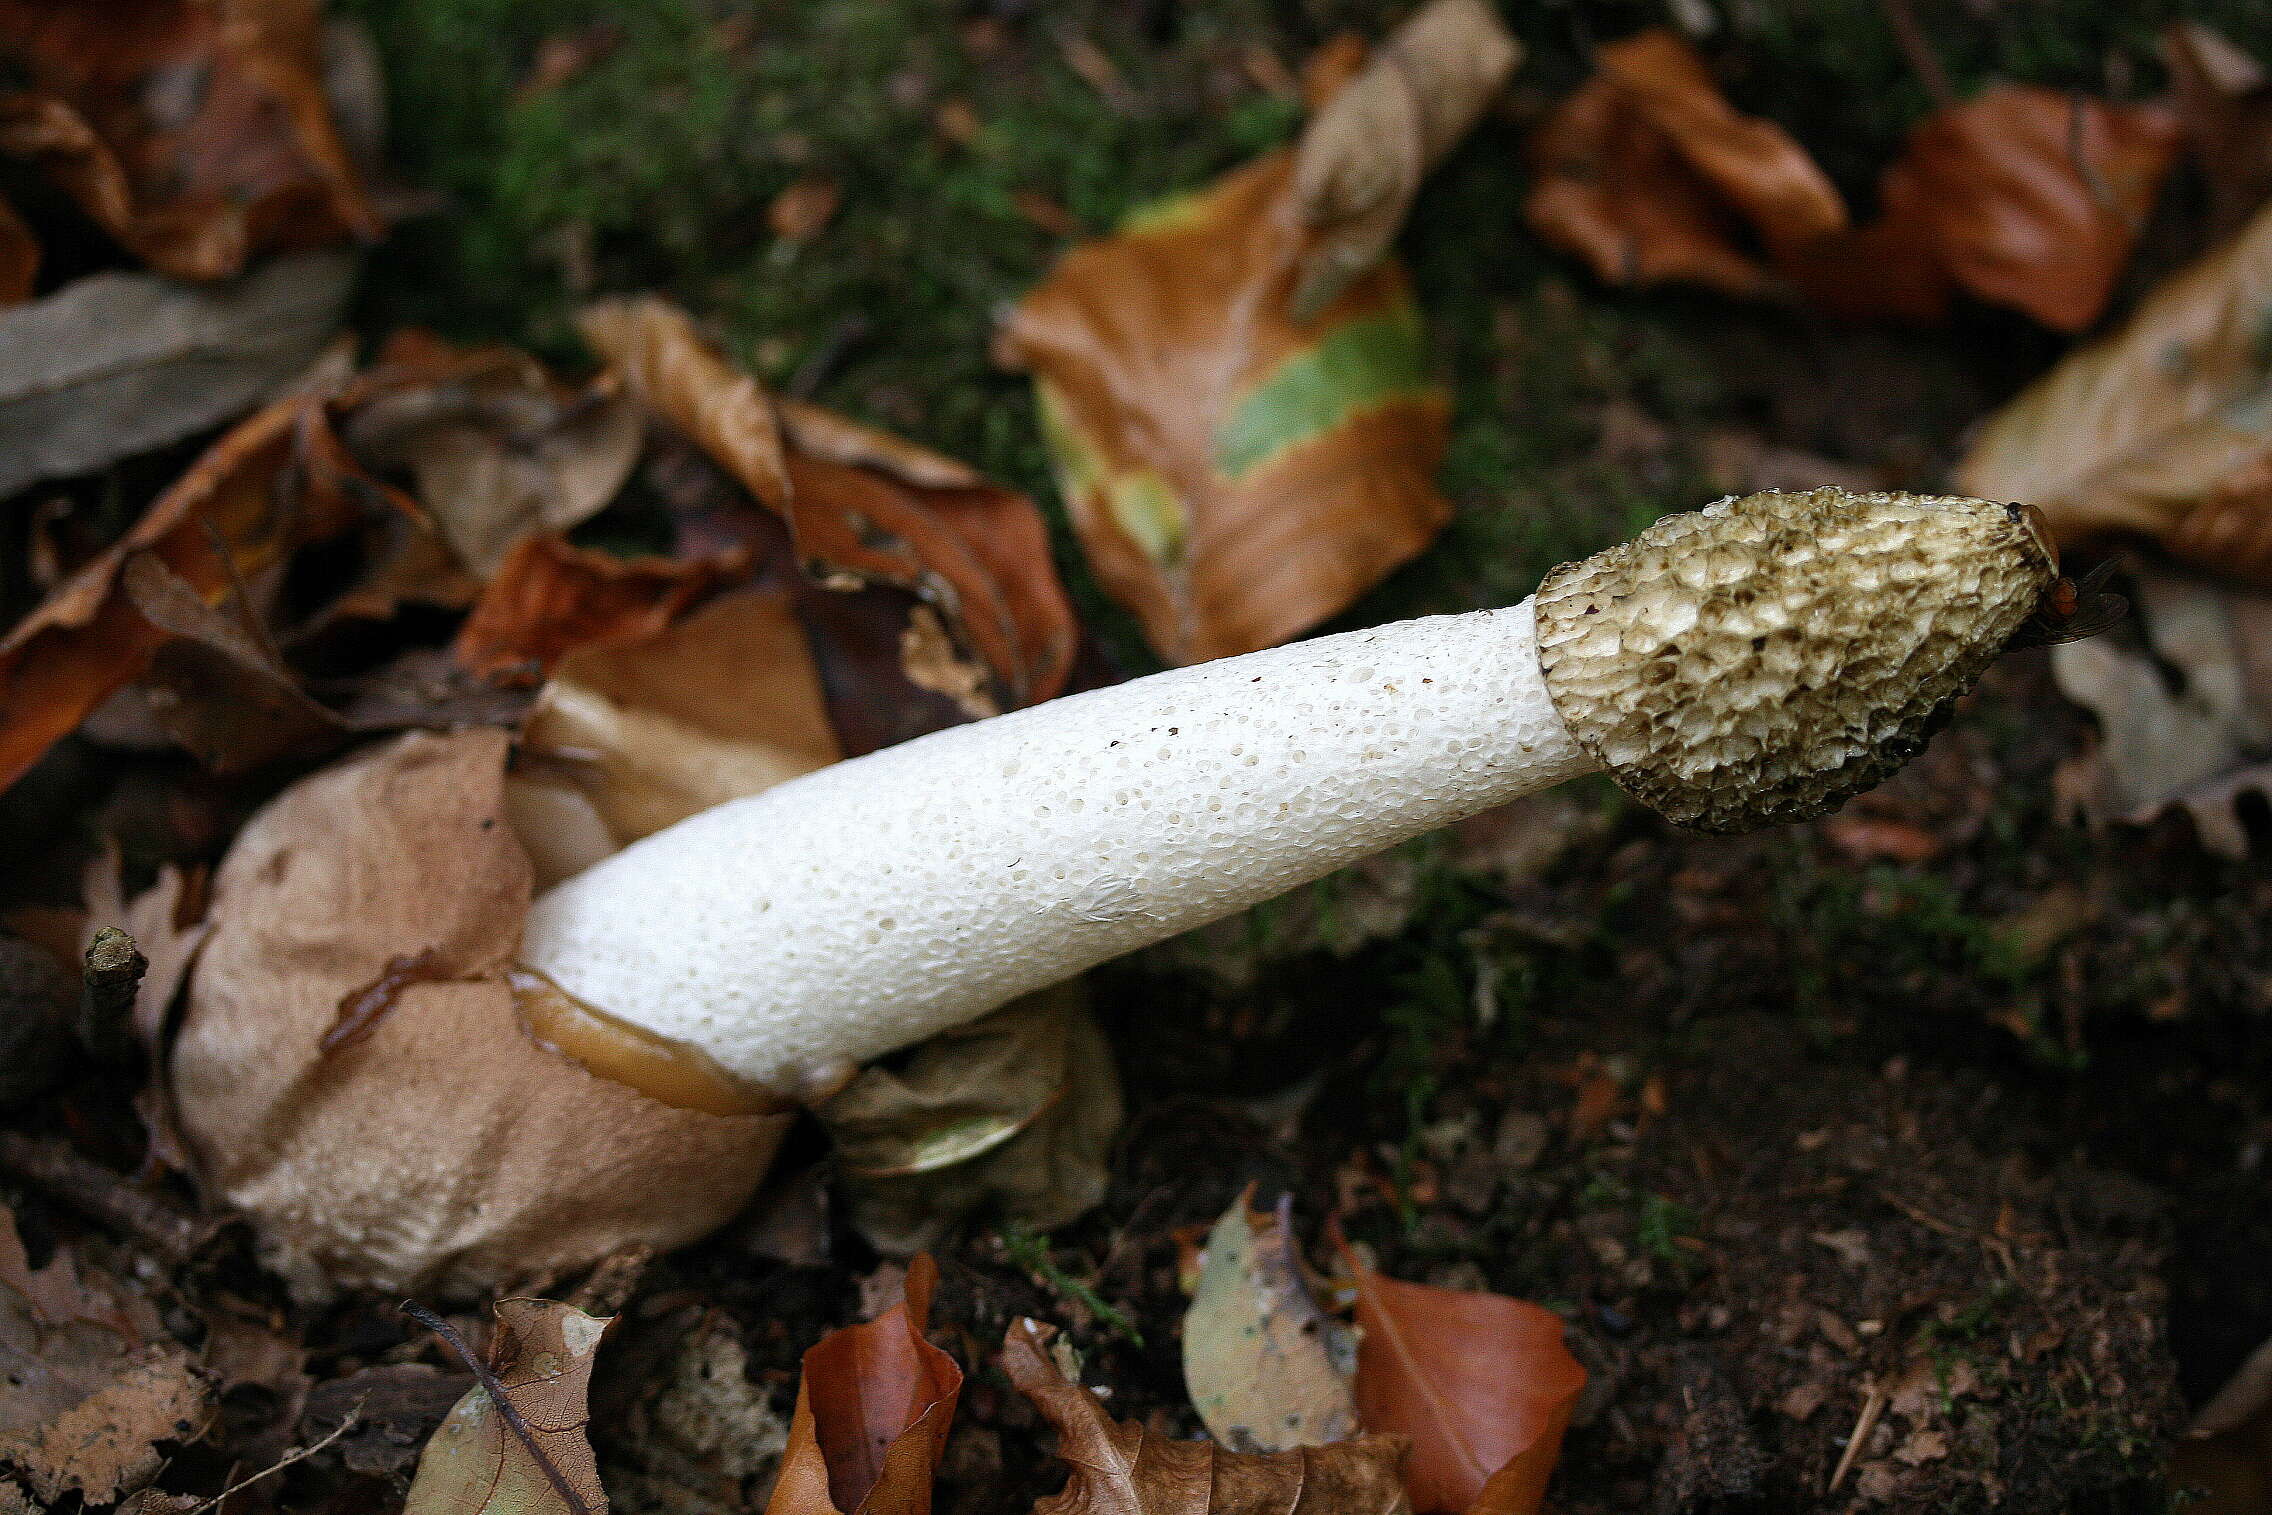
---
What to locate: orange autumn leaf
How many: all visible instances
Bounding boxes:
[1787,87,2181,332]
[1004,152,1450,665]
[767,1254,962,1515]
[0,0,380,282]
[579,296,1078,710]
[1002,1316,1413,1515]
[1524,28,1845,299]
[450,533,739,685]
[0,376,372,793]
[1334,1231,1585,1515]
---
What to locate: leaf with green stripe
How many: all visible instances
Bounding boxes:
[1213,302,1441,479]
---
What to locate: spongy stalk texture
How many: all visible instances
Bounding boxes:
[520,603,1591,1091]
[1534,488,2054,833]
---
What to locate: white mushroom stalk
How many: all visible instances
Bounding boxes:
[520,488,2054,1096]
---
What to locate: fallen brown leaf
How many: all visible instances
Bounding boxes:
[450,533,741,685]
[0,1206,211,1506]
[404,1298,611,1515]
[2165,22,2272,240]
[1182,1189,1358,1453]
[0,360,376,793]
[816,984,1122,1256]
[1955,198,2272,577]
[1003,1317,1411,1515]
[0,0,381,281]
[170,729,790,1298]
[767,1253,961,1515]
[505,585,841,889]
[1525,28,1845,299]
[771,176,844,244]
[1334,1230,1584,1515]
[343,333,645,577]
[0,195,31,305]
[580,296,1077,709]
[1004,149,1450,663]
[1287,0,1520,319]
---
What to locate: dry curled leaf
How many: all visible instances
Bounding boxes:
[170,729,790,1300]
[1956,199,2272,578]
[0,0,380,281]
[451,533,740,685]
[404,1299,611,1515]
[1004,149,1450,664]
[1182,1189,1358,1454]
[767,1254,961,1515]
[0,362,373,793]
[579,296,1077,710]
[1789,86,2180,331]
[0,251,355,498]
[1004,1317,1410,1515]
[1524,28,1846,299]
[344,333,645,577]
[815,984,1122,1257]
[1335,1231,1584,1515]
[1288,0,1519,319]
[2167,23,2272,241]
[0,1207,211,1506]
[506,585,842,889]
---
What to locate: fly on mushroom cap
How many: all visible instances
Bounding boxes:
[1533,489,2055,832]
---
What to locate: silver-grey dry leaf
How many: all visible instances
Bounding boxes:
[2051,564,2272,855]
[1182,1192,1358,1454]
[816,983,1122,1255]
[599,1312,787,1515]
[0,251,355,497]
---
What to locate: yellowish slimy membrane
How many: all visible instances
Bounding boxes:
[508,965,784,1118]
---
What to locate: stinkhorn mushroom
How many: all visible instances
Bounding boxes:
[519,487,2055,1097]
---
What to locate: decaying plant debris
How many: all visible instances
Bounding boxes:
[7,2,2272,1513]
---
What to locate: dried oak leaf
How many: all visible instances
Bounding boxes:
[343,332,646,578]
[1003,150,1450,665]
[767,1254,961,1515]
[1003,1317,1410,1515]
[1335,1231,1584,1515]
[1181,1189,1358,1454]
[404,1299,611,1515]
[0,0,380,281]
[1524,28,1847,299]
[1955,197,2272,577]
[0,1207,212,1506]
[505,585,842,890]
[578,296,1077,711]
[1287,0,1520,320]
[815,984,1122,1257]
[1788,86,2181,332]
[0,360,375,793]
[170,728,790,1300]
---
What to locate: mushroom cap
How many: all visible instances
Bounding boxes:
[1533,488,2055,833]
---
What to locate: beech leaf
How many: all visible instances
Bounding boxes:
[1003,99,1456,664]
[766,1253,962,1515]
[403,1298,611,1515]
[1182,1189,1358,1453]
[1334,1231,1584,1515]
[449,533,740,686]
[1003,1317,1410,1515]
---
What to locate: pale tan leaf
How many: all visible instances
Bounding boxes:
[1182,1189,1359,1453]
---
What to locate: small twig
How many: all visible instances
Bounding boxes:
[0,1133,209,1262]
[401,1302,596,1515]
[80,926,147,1061]
[1828,1380,1889,1493]
[185,1398,365,1514]
[1877,0,1957,111]
[788,314,870,399]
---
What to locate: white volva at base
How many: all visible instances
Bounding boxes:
[519,599,1593,1093]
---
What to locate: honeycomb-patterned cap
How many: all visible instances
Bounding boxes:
[1534,489,2054,834]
